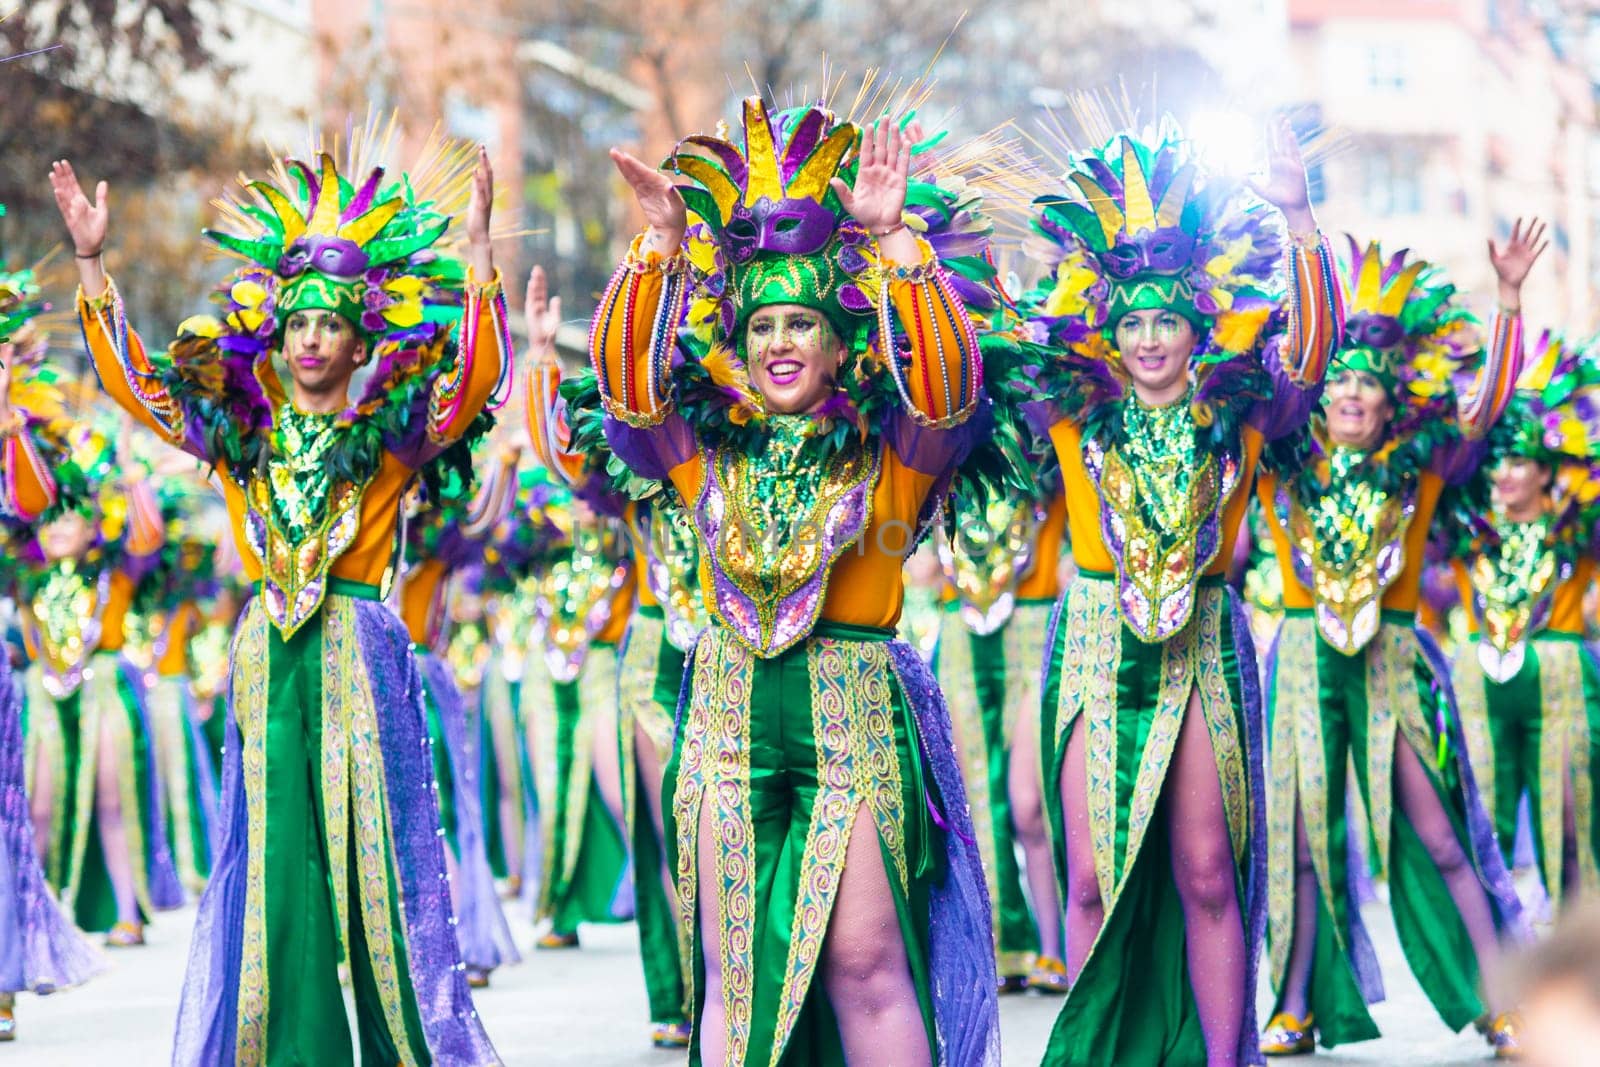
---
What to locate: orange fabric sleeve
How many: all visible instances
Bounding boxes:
[883,242,981,427]
[2,428,57,522]
[98,571,136,652]
[596,567,636,644]
[1280,235,1342,386]
[1016,492,1068,599]
[1547,557,1593,636]
[427,271,510,447]
[77,280,187,446]
[156,602,202,676]
[1458,311,1524,440]
[523,360,587,486]
[590,236,688,426]
[400,558,448,647]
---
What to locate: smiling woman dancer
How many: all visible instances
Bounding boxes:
[1021,116,1341,1067]
[592,97,1002,1065]
[1256,227,1546,1059]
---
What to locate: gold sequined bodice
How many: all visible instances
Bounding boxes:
[29,561,107,697]
[1471,517,1559,657]
[941,493,1036,634]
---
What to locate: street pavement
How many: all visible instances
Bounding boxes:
[16,891,1496,1064]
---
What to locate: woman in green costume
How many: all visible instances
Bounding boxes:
[935,480,1068,993]
[595,96,1005,1065]
[1021,116,1337,1067]
[525,259,707,1048]
[1443,330,1600,916]
[15,424,185,944]
[1256,228,1546,1058]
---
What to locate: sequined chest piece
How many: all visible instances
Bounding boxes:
[1089,396,1236,642]
[698,416,877,657]
[30,561,109,698]
[1283,448,1414,655]
[940,493,1036,635]
[533,524,627,683]
[643,503,708,652]
[1470,517,1564,682]
[244,407,367,637]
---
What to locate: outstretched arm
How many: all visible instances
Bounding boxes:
[835,120,981,432]
[1247,118,1344,440]
[425,148,511,455]
[1457,217,1546,439]
[51,160,194,450]
[521,264,587,486]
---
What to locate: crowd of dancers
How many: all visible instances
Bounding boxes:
[0,74,1595,1067]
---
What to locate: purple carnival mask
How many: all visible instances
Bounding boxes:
[1342,311,1405,351]
[721,196,838,264]
[277,234,371,279]
[1099,226,1196,280]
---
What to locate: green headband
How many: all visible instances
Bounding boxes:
[277,273,366,332]
[731,252,863,349]
[1330,345,1403,397]
[1107,275,1205,330]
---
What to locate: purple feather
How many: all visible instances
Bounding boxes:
[778,109,830,184]
[342,168,385,223]
[675,136,748,190]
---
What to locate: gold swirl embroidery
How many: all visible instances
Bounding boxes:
[1056,579,1123,903]
[1535,641,1598,904]
[671,630,757,1063]
[234,603,271,1063]
[937,610,1002,950]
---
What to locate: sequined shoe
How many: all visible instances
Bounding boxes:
[998,973,1028,994]
[106,921,145,947]
[1484,1012,1522,1060]
[1027,955,1070,994]
[535,930,579,950]
[466,968,490,989]
[651,1021,692,1049]
[0,993,14,1042]
[1260,1012,1315,1055]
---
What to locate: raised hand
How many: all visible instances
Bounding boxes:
[466,146,495,283]
[1247,116,1315,234]
[524,264,562,360]
[49,160,108,256]
[831,119,911,235]
[1488,217,1549,306]
[49,160,111,297]
[608,148,687,256]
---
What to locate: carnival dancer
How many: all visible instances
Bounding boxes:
[137,473,224,894]
[526,261,710,1046]
[519,478,636,949]
[12,416,185,943]
[1256,227,1546,1058]
[596,97,1004,1066]
[1442,330,1600,915]
[935,474,1068,993]
[1021,117,1340,1067]
[0,268,107,1041]
[53,129,508,1064]
[399,445,522,988]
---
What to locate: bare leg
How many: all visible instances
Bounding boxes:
[1391,738,1502,1006]
[94,715,141,926]
[1277,802,1318,1019]
[694,802,725,1066]
[821,807,931,1067]
[1059,718,1101,981]
[636,720,679,912]
[1009,719,1062,960]
[1167,692,1246,1067]
[28,745,54,871]
[590,706,626,834]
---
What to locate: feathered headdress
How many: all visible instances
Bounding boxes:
[1491,330,1600,469]
[1332,238,1480,433]
[1022,119,1285,363]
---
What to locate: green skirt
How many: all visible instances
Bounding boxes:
[23,652,172,931]
[525,642,629,931]
[1265,611,1504,1047]
[934,600,1045,976]
[665,621,937,1066]
[148,673,217,892]
[1040,575,1257,1067]
[1454,632,1600,909]
[618,604,692,1025]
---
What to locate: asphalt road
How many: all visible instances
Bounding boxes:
[13,889,1494,1064]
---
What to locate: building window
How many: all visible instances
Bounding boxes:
[1362,147,1423,216]
[1365,44,1407,91]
